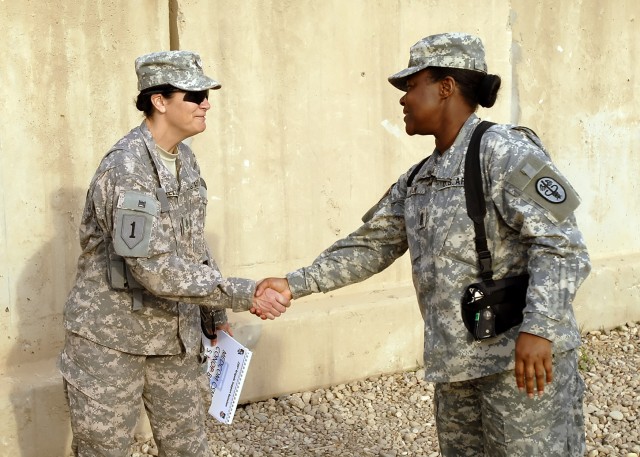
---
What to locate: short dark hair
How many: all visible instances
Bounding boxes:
[135,84,179,117]
[427,67,501,109]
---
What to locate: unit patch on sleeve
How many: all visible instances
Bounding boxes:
[113,190,159,257]
[506,155,580,222]
[535,177,566,204]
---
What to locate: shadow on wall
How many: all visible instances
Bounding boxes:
[7,187,85,456]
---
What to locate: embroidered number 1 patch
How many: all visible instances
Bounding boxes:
[113,191,158,257]
[121,214,147,249]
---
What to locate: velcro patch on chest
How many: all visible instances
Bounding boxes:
[506,155,580,222]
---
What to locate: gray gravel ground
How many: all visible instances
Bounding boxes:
[131,321,639,457]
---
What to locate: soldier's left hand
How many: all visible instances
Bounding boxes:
[514,332,553,398]
[211,322,232,345]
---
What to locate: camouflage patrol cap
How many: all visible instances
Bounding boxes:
[135,50,221,92]
[388,33,487,91]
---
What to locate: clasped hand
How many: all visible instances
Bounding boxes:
[250,277,292,320]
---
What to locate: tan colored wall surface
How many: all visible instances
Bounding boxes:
[0,1,169,454]
[510,0,640,326]
[0,0,638,455]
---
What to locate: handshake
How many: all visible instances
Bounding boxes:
[249,277,292,320]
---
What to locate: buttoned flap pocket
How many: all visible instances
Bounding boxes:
[113,190,159,257]
[404,184,429,261]
[192,178,208,223]
[198,177,208,203]
[435,189,478,266]
[172,178,209,258]
[427,175,478,264]
[196,179,208,219]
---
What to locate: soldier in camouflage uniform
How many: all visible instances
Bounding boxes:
[60,51,290,457]
[257,33,590,456]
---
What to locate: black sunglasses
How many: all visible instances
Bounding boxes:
[182,90,209,105]
[143,86,210,105]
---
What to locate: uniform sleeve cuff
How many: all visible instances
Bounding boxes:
[213,309,228,325]
[227,277,257,312]
[519,312,558,341]
[286,269,315,300]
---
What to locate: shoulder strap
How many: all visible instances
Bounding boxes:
[406,155,430,188]
[464,121,496,281]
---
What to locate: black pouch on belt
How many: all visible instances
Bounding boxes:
[461,274,529,340]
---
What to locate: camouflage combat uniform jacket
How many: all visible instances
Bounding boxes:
[287,114,590,382]
[63,122,255,356]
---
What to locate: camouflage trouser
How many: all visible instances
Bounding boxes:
[434,349,585,457]
[60,332,209,457]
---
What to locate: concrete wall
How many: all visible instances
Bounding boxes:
[509,0,640,326]
[0,0,637,455]
[0,1,169,454]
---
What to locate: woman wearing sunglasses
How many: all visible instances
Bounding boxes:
[60,51,289,456]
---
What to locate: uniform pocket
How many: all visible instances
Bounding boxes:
[404,184,428,262]
[435,188,477,267]
[60,333,143,401]
[189,183,208,256]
